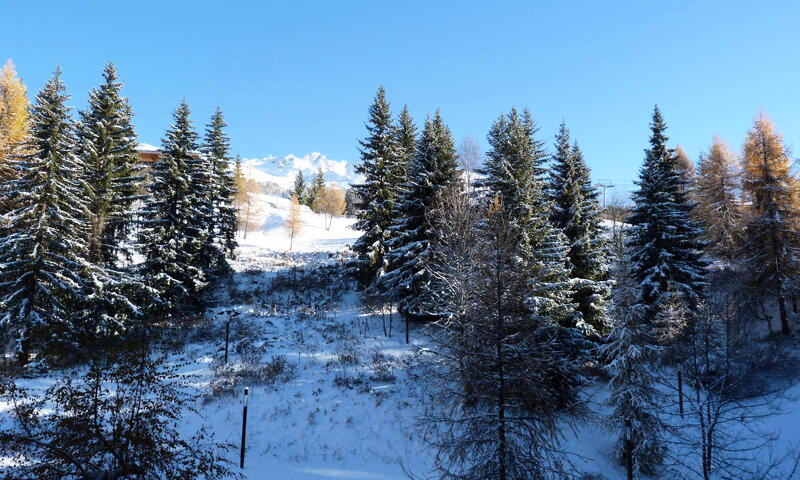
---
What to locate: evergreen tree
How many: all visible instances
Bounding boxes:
[477,108,578,333]
[599,258,666,476]
[694,137,743,259]
[0,70,89,360]
[138,101,207,316]
[739,114,800,335]
[352,87,402,283]
[293,170,306,204]
[546,122,611,336]
[76,62,142,266]
[305,167,325,208]
[201,108,238,261]
[424,197,578,480]
[394,104,416,179]
[382,110,459,320]
[627,106,707,315]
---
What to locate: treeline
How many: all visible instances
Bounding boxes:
[351,88,799,478]
[0,62,238,363]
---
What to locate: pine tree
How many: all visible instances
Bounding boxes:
[0,70,89,360]
[627,106,707,315]
[694,137,743,259]
[76,62,142,266]
[599,258,666,476]
[293,170,306,204]
[546,122,612,336]
[423,197,578,480]
[739,114,800,335]
[382,110,459,320]
[477,108,578,334]
[201,108,238,261]
[138,101,207,316]
[395,104,416,179]
[352,87,403,283]
[306,167,325,208]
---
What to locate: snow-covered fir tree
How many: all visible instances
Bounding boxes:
[138,101,208,315]
[293,170,306,204]
[477,108,578,336]
[76,62,142,267]
[546,122,611,336]
[424,197,579,480]
[599,257,666,476]
[0,70,89,360]
[627,106,707,316]
[381,110,459,320]
[394,104,416,179]
[352,87,403,284]
[305,167,325,208]
[201,108,238,261]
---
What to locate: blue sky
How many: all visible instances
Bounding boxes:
[4,1,800,197]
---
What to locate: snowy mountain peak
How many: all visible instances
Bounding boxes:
[241,152,360,190]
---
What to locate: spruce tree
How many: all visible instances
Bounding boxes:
[477,109,578,333]
[627,106,707,315]
[201,108,238,261]
[739,115,800,335]
[395,104,416,179]
[546,122,612,336]
[352,87,402,283]
[424,197,577,480]
[600,257,666,475]
[382,110,459,320]
[0,70,88,360]
[305,168,325,208]
[293,170,306,204]
[77,62,142,266]
[139,101,207,315]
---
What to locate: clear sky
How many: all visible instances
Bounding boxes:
[4,0,800,197]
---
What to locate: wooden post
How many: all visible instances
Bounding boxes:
[224,319,230,364]
[626,418,634,480]
[240,387,249,469]
[678,369,684,418]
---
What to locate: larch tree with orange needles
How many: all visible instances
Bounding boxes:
[739,114,800,335]
[694,137,743,259]
[0,60,30,189]
[285,194,303,251]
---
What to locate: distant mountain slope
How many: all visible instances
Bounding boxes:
[241,152,361,191]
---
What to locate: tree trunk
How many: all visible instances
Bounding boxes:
[778,293,790,335]
[677,369,684,418]
[494,240,507,480]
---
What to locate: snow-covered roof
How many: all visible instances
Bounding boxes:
[136,142,160,153]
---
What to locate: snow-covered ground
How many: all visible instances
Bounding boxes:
[4,194,800,480]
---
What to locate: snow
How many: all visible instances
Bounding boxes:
[136,142,160,153]
[238,193,357,254]
[4,193,800,480]
[241,153,362,190]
